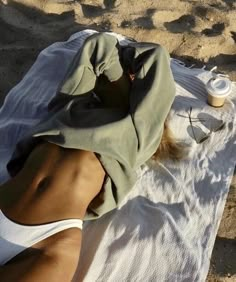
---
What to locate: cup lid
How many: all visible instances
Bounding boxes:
[206,77,232,96]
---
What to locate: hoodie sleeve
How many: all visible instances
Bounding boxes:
[126,42,176,166]
[59,33,123,96]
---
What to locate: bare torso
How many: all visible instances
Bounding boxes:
[0,142,105,266]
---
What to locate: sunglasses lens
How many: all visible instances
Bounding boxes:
[188,107,225,144]
[213,123,225,132]
[198,135,210,144]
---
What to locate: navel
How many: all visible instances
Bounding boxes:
[36,176,51,193]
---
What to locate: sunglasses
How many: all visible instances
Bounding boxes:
[187,107,225,144]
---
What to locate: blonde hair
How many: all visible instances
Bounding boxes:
[152,121,185,161]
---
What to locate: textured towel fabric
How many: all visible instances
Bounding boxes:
[0,30,235,281]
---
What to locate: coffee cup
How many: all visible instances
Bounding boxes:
[206,76,232,107]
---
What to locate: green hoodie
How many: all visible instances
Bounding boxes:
[7,33,175,220]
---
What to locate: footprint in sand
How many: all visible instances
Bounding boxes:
[120,8,156,30]
[202,22,225,37]
[80,3,105,18]
[120,17,155,30]
[164,14,196,33]
[103,0,120,9]
[231,31,236,43]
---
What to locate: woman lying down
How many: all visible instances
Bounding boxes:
[0,32,181,280]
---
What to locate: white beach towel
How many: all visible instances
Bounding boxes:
[0,30,235,282]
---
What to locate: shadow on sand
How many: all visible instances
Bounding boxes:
[0,0,114,105]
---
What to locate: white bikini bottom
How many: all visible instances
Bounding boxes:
[0,210,83,265]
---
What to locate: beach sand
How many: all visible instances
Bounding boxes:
[0,0,235,280]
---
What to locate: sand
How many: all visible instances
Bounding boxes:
[0,0,235,280]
